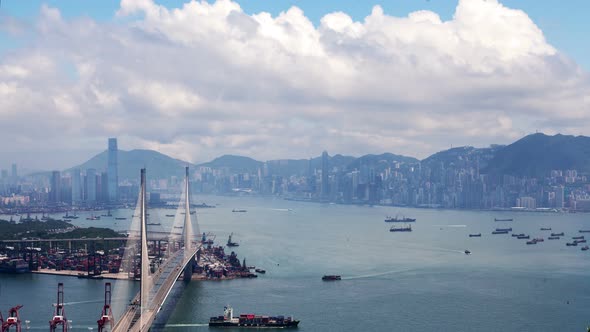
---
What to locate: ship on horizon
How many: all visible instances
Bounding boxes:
[385,214,416,222]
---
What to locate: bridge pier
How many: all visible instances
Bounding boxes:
[183,254,195,281]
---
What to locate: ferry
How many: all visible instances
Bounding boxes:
[469,233,481,237]
[322,275,341,281]
[494,218,513,222]
[209,306,299,328]
[390,224,412,232]
[385,215,416,222]
[464,250,471,255]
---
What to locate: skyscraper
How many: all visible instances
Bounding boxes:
[50,171,61,204]
[71,169,82,205]
[86,168,97,204]
[321,151,329,198]
[107,138,118,202]
[11,163,17,179]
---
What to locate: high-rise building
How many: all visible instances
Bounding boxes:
[50,171,61,203]
[86,168,97,204]
[555,185,565,209]
[11,163,17,179]
[71,169,82,205]
[107,138,118,202]
[321,151,329,198]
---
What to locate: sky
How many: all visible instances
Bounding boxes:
[0,0,589,171]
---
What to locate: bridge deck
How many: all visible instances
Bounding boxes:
[113,246,199,332]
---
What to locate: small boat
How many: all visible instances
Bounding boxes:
[255,268,266,274]
[492,230,509,234]
[494,218,513,222]
[101,210,113,217]
[468,233,481,237]
[517,235,530,239]
[496,228,512,232]
[464,250,471,255]
[572,236,584,240]
[579,230,590,233]
[566,242,578,247]
[548,236,560,240]
[574,239,587,244]
[227,233,239,247]
[322,275,341,281]
[540,227,552,231]
[390,224,412,232]
[526,240,537,245]
[147,223,161,226]
[582,246,589,251]
[551,232,564,237]
[174,226,183,229]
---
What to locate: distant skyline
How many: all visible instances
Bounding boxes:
[0,0,589,170]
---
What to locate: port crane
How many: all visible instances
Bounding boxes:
[97,283,114,332]
[49,283,68,332]
[1,305,23,332]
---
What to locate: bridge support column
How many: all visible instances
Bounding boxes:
[183,254,195,281]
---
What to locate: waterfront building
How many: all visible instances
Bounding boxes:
[107,137,118,202]
[321,151,329,199]
[50,170,61,204]
[71,169,82,204]
[86,168,97,204]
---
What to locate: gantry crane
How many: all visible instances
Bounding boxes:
[49,283,68,332]
[97,283,114,332]
[1,305,23,332]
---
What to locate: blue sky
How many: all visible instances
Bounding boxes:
[0,0,589,69]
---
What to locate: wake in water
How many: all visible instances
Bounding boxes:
[342,268,417,280]
[433,224,467,228]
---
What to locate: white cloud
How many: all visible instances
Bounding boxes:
[0,0,588,170]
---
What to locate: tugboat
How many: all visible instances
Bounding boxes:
[322,275,341,281]
[227,233,239,247]
[464,250,471,255]
[209,306,299,328]
[385,214,416,222]
[390,224,412,232]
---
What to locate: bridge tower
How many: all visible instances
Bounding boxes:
[139,168,150,325]
[182,166,194,281]
[97,283,114,332]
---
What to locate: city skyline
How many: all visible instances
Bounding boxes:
[0,0,588,170]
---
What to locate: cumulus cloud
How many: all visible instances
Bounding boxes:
[0,0,588,171]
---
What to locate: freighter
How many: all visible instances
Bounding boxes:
[209,306,300,328]
[385,215,416,222]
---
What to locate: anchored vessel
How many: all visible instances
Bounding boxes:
[385,215,416,222]
[494,218,513,222]
[390,224,412,232]
[209,306,299,328]
[322,275,341,281]
[227,233,239,247]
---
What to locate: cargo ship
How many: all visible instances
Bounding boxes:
[469,233,481,237]
[0,258,29,273]
[494,218,513,222]
[322,275,341,281]
[209,306,299,328]
[390,224,412,232]
[385,215,416,222]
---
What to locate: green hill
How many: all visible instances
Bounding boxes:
[483,133,590,177]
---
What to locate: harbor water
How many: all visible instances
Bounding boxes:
[1,195,589,331]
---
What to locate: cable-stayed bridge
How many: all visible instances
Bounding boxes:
[112,167,199,332]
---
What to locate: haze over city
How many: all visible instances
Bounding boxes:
[1,0,589,171]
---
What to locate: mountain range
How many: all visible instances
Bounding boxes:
[66,133,590,179]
